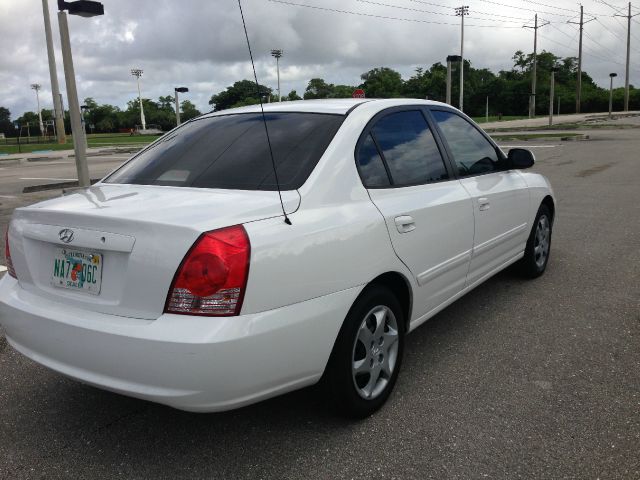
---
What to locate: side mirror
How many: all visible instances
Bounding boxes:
[508,148,535,169]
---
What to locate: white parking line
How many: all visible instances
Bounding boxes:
[20,177,77,181]
[0,195,16,199]
[0,266,7,272]
[497,145,563,148]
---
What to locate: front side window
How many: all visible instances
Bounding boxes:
[431,110,502,177]
[105,113,344,191]
[366,110,449,187]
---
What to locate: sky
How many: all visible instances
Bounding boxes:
[1,0,638,118]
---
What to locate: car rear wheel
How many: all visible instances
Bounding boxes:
[324,285,405,418]
[519,203,552,278]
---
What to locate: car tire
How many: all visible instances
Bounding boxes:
[323,285,405,418]
[519,203,552,278]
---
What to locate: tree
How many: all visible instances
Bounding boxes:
[359,67,403,98]
[304,78,334,99]
[286,90,302,101]
[180,100,201,121]
[209,80,271,111]
[0,107,13,137]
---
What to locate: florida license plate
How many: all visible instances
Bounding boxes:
[51,248,103,295]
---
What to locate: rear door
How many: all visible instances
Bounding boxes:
[429,109,530,286]
[356,108,474,318]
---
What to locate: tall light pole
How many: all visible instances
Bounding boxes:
[446,55,461,106]
[271,49,283,102]
[57,0,104,188]
[455,6,468,112]
[30,84,45,137]
[131,68,146,131]
[174,87,188,126]
[609,73,618,119]
[42,0,66,144]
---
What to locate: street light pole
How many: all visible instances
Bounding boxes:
[42,0,66,144]
[609,73,617,119]
[549,67,558,126]
[57,0,104,188]
[30,84,45,137]
[455,6,469,112]
[271,49,283,102]
[174,87,188,126]
[446,55,461,106]
[131,69,146,131]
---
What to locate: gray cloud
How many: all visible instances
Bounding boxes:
[0,0,638,118]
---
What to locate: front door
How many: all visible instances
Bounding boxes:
[356,108,475,318]
[429,109,530,285]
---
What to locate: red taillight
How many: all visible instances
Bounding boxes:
[165,225,250,316]
[5,228,16,279]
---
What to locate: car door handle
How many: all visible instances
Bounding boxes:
[394,215,416,233]
[478,198,490,211]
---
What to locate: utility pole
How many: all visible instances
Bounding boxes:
[568,7,594,114]
[42,0,66,144]
[523,15,549,118]
[131,69,146,131]
[455,6,469,112]
[271,49,283,102]
[615,3,639,111]
[30,84,45,136]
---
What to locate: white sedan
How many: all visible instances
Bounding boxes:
[0,99,554,417]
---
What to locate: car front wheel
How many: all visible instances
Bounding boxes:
[324,285,405,418]
[520,203,553,278]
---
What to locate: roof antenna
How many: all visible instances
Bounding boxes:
[236,0,292,225]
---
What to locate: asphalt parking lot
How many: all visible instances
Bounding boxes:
[0,121,639,479]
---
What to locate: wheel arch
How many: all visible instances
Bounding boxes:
[367,271,413,330]
[541,195,555,224]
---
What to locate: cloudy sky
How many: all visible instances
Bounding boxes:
[1,0,638,118]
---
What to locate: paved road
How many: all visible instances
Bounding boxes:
[0,123,639,479]
[0,153,131,195]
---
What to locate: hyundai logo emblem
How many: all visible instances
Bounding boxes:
[58,229,75,244]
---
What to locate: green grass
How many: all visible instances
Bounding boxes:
[490,132,585,141]
[471,115,530,123]
[0,133,161,155]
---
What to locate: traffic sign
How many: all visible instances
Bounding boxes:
[352,89,366,98]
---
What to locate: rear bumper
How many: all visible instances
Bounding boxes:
[0,276,361,412]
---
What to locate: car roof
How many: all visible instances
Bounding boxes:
[202,98,451,117]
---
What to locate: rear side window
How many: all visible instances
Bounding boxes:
[431,110,502,177]
[104,113,344,190]
[357,134,391,187]
[365,110,449,187]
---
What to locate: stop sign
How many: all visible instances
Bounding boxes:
[352,89,366,99]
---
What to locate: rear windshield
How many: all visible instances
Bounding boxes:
[104,112,344,190]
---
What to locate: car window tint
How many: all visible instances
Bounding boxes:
[431,110,501,177]
[371,110,449,187]
[104,113,344,191]
[357,134,391,187]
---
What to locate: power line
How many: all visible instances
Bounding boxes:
[473,0,575,18]
[410,0,531,20]
[357,0,525,23]
[268,0,522,27]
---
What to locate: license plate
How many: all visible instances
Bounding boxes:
[51,248,103,295]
